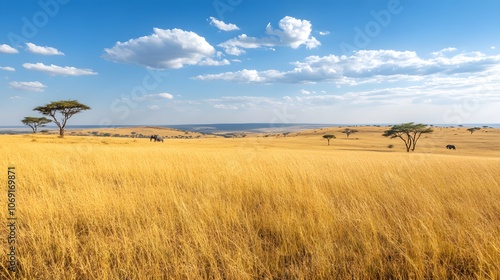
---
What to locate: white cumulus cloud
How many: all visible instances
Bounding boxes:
[199,57,230,66]
[157,93,174,99]
[209,17,240,31]
[9,81,47,92]
[103,28,225,69]
[265,16,320,49]
[0,44,18,54]
[219,16,320,56]
[194,68,281,83]
[0,66,15,71]
[193,49,500,84]
[219,34,276,55]
[23,63,97,76]
[25,43,64,55]
[133,93,175,102]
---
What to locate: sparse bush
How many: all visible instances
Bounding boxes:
[467,127,481,134]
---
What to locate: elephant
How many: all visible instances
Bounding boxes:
[446,144,456,150]
[150,135,164,142]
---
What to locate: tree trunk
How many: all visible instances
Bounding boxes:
[59,128,65,138]
[327,139,330,145]
[405,141,411,152]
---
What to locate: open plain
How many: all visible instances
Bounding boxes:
[1,126,499,279]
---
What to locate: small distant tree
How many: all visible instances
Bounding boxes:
[21,116,51,133]
[323,134,336,145]
[383,122,433,152]
[340,128,358,138]
[467,127,481,134]
[34,100,91,138]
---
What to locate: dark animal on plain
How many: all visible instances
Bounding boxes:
[150,135,164,142]
[446,144,456,150]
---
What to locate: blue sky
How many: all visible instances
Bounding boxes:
[1,0,500,126]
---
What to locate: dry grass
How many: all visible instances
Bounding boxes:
[1,127,499,279]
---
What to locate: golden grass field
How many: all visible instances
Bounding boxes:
[1,126,499,279]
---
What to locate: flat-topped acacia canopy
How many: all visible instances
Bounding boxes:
[383,122,433,152]
[34,100,91,137]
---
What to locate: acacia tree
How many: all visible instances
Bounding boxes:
[467,127,481,134]
[21,116,51,133]
[323,134,336,145]
[383,123,433,152]
[34,100,91,138]
[340,128,358,138]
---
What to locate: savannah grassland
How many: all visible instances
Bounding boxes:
[1,126,500,279]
